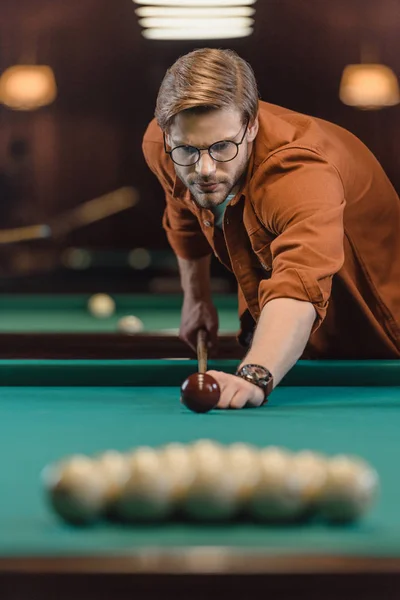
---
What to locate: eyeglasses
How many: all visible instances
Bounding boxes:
[164,118,249,167]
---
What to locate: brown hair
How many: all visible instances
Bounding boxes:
[155,48,259,131]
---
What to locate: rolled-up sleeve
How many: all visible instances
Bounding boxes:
[142,131,211,260]
[253,148,345,331]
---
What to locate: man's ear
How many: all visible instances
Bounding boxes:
[164,131,171,148]
[247,116,259,142]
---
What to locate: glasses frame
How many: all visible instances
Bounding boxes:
[164,118,249,167]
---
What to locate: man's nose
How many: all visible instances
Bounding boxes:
[195,151,216,177]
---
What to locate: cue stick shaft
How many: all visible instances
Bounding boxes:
[50,186,138,237]
[0,224,51,244]
[0,188,137,244]
[197,329,208,374]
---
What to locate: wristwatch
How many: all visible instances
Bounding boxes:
[235,364,274,404]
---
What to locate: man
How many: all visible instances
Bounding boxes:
[143,48,400,409]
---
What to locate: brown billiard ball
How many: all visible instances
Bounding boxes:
[180,373,220,413]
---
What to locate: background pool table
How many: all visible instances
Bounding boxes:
[0,293,244,359]
[1,358,400,599]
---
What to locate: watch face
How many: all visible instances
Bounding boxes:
[243,365,268,380]
[251,366,268,378]
[237,364,273,400]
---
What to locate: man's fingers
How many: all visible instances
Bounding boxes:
[216,386,236,409]
[206,370,237,408]
[229,389,250,409]
[207,370,264,409]
[244,393,265,408]
[207,371,246,409]
[179,329,218,354]
[207,370,229,407]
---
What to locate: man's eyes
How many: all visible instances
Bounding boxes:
[211,141,230,152]
[178,142,231,153]
[179,146,197,155]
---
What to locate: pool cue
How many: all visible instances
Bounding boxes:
[0,224,52,244]
[197,329,208,374]
[50,186,138,237]
[0,187,138,245]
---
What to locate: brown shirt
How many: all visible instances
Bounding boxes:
[143,101,400,359]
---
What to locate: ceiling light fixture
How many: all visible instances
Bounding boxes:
[0,65,57,111]
[133,0,257,40]
[340,64,400,110]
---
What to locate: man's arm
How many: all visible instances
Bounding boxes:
[178,255,212,300]
[208,297,316,409]
[240,297,316,387]
[177,255,219,351]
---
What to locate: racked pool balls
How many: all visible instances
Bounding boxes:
[180,373,220,413]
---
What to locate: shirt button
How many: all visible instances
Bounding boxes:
[203,220,211,227]
[261,262,271,271]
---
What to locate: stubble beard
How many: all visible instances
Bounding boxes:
[190,181,232,209]
[182,150,249,210]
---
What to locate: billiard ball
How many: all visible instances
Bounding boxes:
[318,455,379,522]
[180,373,220,413]
[248,447,305,522]
[226,443,262,505]
[117,315,144,334]
[42,455,108,525]
[94,450,131,509]
[158,442,195,503]
[87,293,115,318]
[113,447,174,522]
[189,438,225,459]
[290,450,329,510]
[184,440,238,521]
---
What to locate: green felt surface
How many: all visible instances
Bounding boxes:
[0,373,400,557]
[0,294,239,333]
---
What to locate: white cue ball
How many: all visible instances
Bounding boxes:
[113,447,174,522]
[318,455,379,523]
[117,315,144,334]
[184,440,238,521]
[87,293,115,318]
[42,455,109,525]
[248,447,305,522]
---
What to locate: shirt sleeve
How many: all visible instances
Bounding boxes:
[142,134,211,260]
[252,148,345,331]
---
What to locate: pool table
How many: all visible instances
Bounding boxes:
[1,358,400,599]
[0,293,243,359]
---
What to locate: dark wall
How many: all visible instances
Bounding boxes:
[0,0,399,251]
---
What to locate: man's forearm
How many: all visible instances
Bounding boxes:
[177,255,212,299]
[240,297,317,387]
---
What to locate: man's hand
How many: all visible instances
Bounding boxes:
[207,370,264,409]
[179,297,219,353]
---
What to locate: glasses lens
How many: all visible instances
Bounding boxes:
[209,141,238,162]
[169,140,239,165]
[170,146,199,166]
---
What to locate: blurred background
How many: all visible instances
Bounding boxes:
[0,0,398,294]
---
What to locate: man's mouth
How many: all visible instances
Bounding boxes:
[196,182,220,192]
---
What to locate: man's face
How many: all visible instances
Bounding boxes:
[166,108,258,209]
